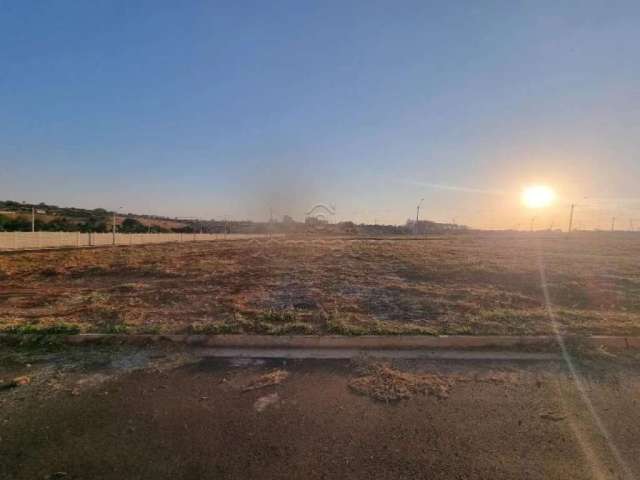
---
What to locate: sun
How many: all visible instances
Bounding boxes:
[521,185,555,208]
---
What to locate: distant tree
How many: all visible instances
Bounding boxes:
[78,216,108,233]
[0,214,31,231]
[120,218,147,233]
[338,221,357,235]
[172,225,196,233]
[40,217,72,231]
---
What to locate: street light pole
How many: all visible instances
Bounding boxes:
[31,207,35,233]
[415,198,424,235]
[568,204,575,233]
[567,197,592,233]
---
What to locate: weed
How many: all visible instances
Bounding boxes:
[91,317,129,334]
[101,323,129,334]
[257,321,316,335]
[326,315,437,336]
[2,323,80,335]
[188,321,244,335]
[185,309,317,335]
[258,309,298,323]
[0,323,78,351]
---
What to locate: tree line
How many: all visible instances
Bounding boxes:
[0,214,178,233]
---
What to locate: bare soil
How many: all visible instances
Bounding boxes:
[1,233,639,336]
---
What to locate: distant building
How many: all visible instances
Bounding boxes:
[407,219,467,234]
[305,216,328,226]
[305,204,336,225]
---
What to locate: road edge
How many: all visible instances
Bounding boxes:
[0,334,637,350]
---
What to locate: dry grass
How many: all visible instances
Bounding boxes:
[1,233,639,335]
[349,362,452,402]
[242,369,290,392]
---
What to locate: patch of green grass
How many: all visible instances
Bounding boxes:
[464,308,549,335]
[101,323,129,334]
[326,315,437,336]
[258,309,298,323]
[1,323,81,335]
[0,322,80,350]
[252,309,319,334]
[187,310,317,335]
[91,317,130,334]
[441,323,473,335]
[256,321,317,335]
[188,322,241,335]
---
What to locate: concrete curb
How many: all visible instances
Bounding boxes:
[0,334,638,350]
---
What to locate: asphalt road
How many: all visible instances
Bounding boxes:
[1,346,639,480]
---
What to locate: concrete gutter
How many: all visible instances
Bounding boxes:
[0,334,638,350]
[198,348,562,361]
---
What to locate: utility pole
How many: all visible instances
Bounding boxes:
[568,204,575,233]
[112,206,123,245]
[223,215,230,235]
[31,207,35,233]
[112,211,117,245]
[611,216,616,232]
[415,198,424,235]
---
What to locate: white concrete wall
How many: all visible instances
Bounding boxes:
[0,232,279,251]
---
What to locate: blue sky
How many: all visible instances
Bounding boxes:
[1,1,639,228]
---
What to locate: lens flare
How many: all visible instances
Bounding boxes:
[521,185,555,208]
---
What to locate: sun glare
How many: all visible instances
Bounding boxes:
[521,185,555,208]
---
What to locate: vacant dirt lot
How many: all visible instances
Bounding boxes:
[1,233,639,335]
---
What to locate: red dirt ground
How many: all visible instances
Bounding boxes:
[1,233,639,335]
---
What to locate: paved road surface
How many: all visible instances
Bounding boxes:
[1,346,639,479]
